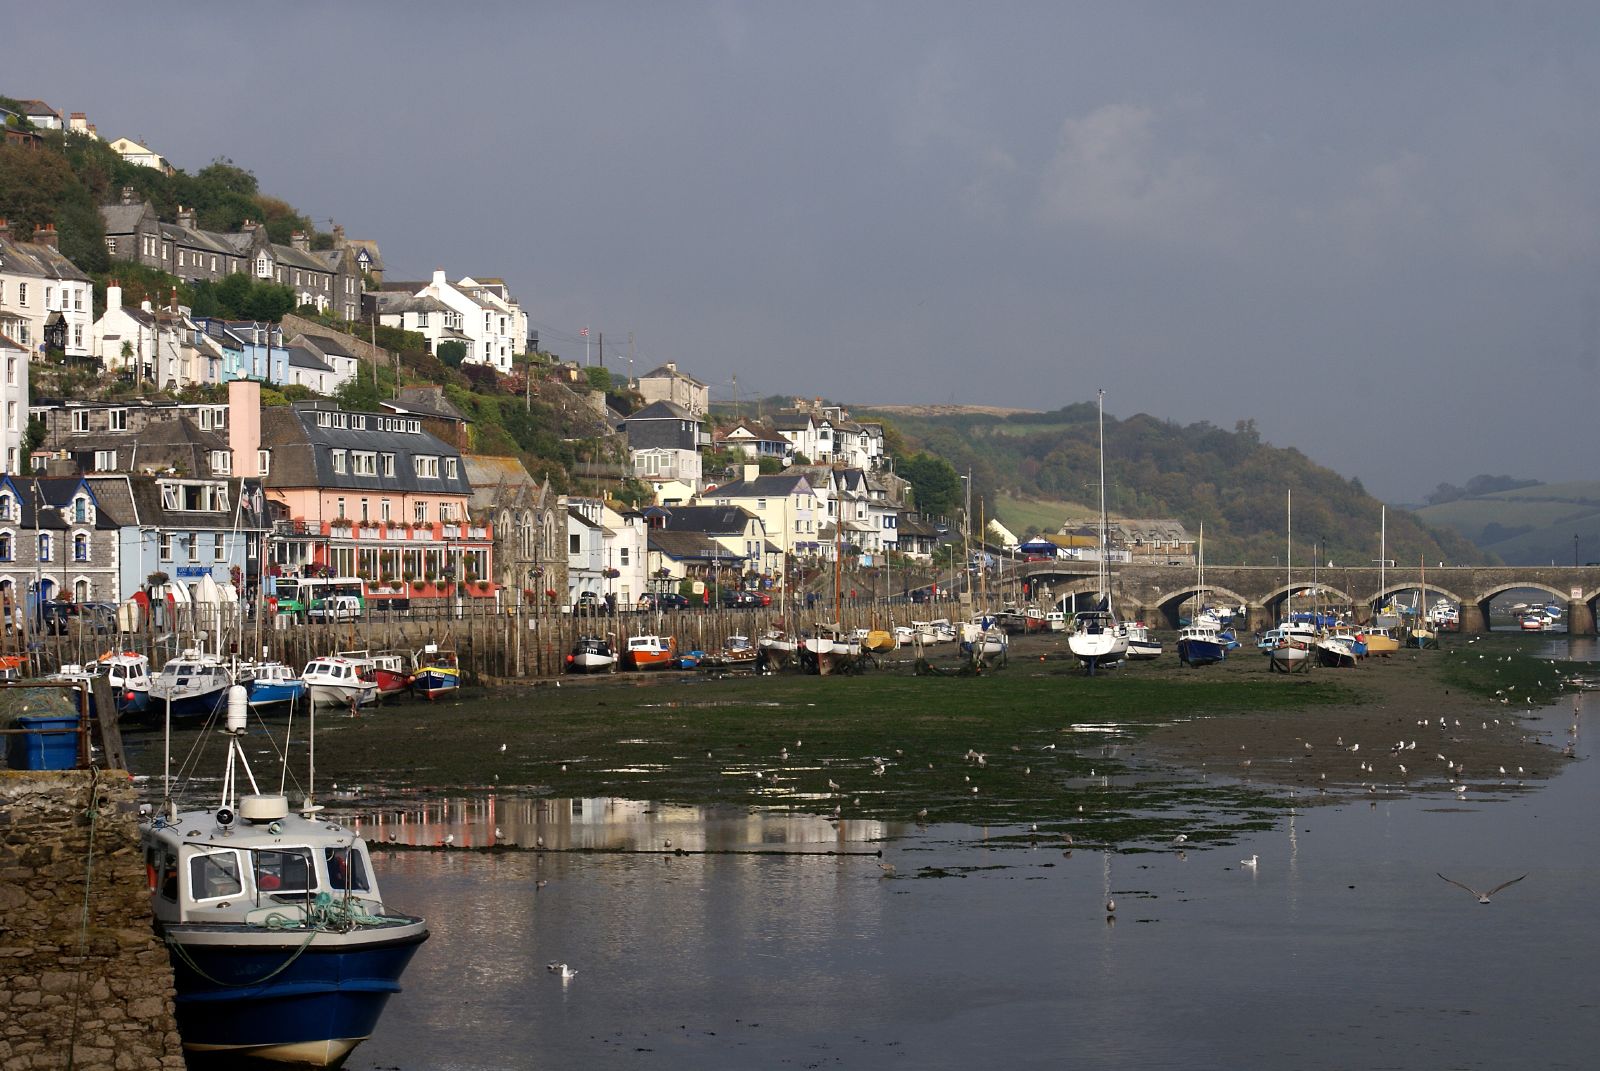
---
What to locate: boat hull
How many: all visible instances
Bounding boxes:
[623,651,675,671]
[1269,643,1312,673]
[412,670,460,700]
[165,920,427,1068]
[307,683,378,708]
[1177,637,1226,666]
[161,687,230,721]
[247,682,307,708]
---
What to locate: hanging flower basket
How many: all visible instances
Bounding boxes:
[602,567,620,579]
[146,571,169,587]
[545,588,558,602]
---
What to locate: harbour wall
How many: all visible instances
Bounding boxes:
[0,770,184,1070]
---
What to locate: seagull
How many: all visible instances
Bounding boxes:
[443,834,455,847]
[1172,834,1188,845]
[878,863,896,877]
[494,827,505,840]
[558,964,578,980]
[827,779,841,792]
[1105,898,1116,913]
[499,743,507,753]
[1437,872,1526,904]
[1240,854,1259,869]
[916,808,928,821]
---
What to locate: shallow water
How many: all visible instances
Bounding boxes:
[345,687,1597,1071]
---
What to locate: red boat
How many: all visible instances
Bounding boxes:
[622,634,676,671]
[338,649,412,698]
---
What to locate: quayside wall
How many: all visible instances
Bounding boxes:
[0,770,183,1070]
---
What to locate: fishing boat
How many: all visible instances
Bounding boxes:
[1314,631,1360,668]
[1362,624,1400,656]
[1269,491,1312,673]
[302,656,379,709]
[855,627,897,653]
[623,634,676,671]
[238,661,307,708]
[1068,391,1129,675]
[720,634,758,663]
[1177,621,1228,666]
[142,685,427,1066]
[411,646,460,699]
[150,647,234,720]
[959,617,1009,661]
[1045,609,1069,632]
[92,651,152,718]
[337,650,412,699]
[994,606,1029,635]
[1124,622,1163,660]
[566,634,618,673]
[756,628,797,669]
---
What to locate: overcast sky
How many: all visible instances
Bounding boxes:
[12,2,1600,501]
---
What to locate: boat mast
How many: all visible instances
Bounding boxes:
[1285,489,1293,626]
[1097,389,1107,604]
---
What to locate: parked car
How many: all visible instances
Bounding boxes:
[639,592,691,611]
[307,594,363,622]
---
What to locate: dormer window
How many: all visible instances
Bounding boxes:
[0,494,13,523]
[72,496,91,524]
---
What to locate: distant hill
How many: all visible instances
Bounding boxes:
[854,402,1485,567]
[1413,480,1600,565]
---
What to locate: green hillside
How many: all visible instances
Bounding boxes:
[1414,481,1600,565]
[860,403,1485,567]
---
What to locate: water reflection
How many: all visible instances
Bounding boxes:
[350,695,1595,1070]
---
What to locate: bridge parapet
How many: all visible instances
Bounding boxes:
[1012,562,1600,635]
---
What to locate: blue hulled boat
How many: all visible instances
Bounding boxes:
[142,686,427,1066]
[1176,622,1229,667]
[410,646,460,700]
[238,660,308,708]
[149,648,232,721]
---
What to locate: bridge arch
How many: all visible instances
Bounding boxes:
[1145,584,1253,630]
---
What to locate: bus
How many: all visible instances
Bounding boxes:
[271,576,366,618]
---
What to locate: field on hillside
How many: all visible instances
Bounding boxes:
[993,493,1092,538]
[1414,480,1600,563]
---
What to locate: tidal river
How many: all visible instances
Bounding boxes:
[349,690,1596,1070]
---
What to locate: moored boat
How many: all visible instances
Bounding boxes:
[338,650,412,698]
[1067,392,1128,676]
[1124,622,1163,660]
[802,624,861,675]
[623,634,677,671]
[238,660,307,708]
[1176,622,1228,666]
[567,634,618,673]
[411,647,460,699]
[150,648,233,721]
[142,685,427,1066]
[302,656,379,709]
[93,651,152,718]
[1045,610,1069,633]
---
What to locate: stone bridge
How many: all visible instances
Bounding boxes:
[1007,562,1600,635]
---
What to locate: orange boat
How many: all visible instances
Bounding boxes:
[622,634,676,671]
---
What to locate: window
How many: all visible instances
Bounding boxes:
[5,356,13,385]
[252,848,312,894]
[570,534,581,554]
[5,402,14,432]
[352,452,377,476]
[38,533,51,562]
[210,450,231,475]
[190,851,243,900]
[72,497,89,524]
[187,534,199,563]
[0,531,11,560]
[331,450,347,475]
[258,449,271,475]
[108,409,127,431]
[336,497,346,520]
[323,847,369,892]
[445,457,458,480]
[72,410,90,432]
[757,498,767,511]
[17,283,26,306]
[439,502,453,523]
[620,547,630,566]
[414,455,439,478]
[360,499,370,522]
[413,501,427,524]
[72,324,83,348]
[158,533,172,560]
[73,532,88,562]
[381,453,395,477]
[416,312,429,328]
[214,533,227,562]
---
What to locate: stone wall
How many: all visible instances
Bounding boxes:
[0,771,184,1070]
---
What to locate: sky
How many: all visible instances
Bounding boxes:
[11,2,1600,502]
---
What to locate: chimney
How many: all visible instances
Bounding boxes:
[176,205,195,230]
[666,361,677,373]
[229,379,263,477]
[34,224,58,250]
[743,464,760,484]
[107,282,123,311]
[431,268,447,291]
[290,231,309,252]
[332,224,345,247]
[120,186,137,206]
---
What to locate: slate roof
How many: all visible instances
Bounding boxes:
[296,332,359,359]
[703,472,814,498]
[462,455,540,515]
[99,203,149,236]
[386,385,468,424]
[12,477,121,530]
[260,404,472,496]
[373,292,451,315]
[647,504,758,536]
[287,346,333,373]
[123,475,270,532]
[648,529,745,562]
[628,400,697,422]
[0,236,91,282]
[640,364,707,387]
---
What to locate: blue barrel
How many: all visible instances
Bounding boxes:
[6,715,80,770]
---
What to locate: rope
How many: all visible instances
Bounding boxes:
[65,769,102,1071]
[164,892,413,989]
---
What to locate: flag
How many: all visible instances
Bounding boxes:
[579,327,589,337]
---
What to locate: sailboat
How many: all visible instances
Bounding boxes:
[1407,557,1437,649]
[1177,522,1227,667]
[1269,490,1312,673]
[1068,391,1129,675]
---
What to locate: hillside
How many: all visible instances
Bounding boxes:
[1414,481,1600,565]
[855,402,1486,567]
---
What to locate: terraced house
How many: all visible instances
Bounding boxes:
[243,386,495,606]
[0,221,94,362]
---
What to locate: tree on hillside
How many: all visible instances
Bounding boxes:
[437,341,467,368]
[899,452,962,516]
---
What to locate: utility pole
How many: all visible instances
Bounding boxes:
[526,330,538,412]
[628,331,635,388]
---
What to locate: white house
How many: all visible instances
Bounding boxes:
[400,270,527,375]
[107,137,173,174]
[0,334,27,474]
[0,224,94,362]
[601,504,647,608]
[94,286,227,390]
